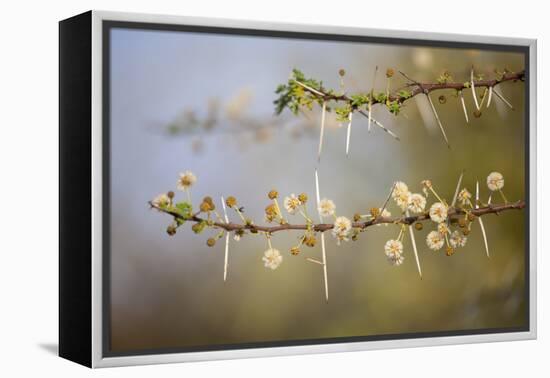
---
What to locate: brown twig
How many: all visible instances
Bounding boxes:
[297,70,524,107]
[150,200,525,234]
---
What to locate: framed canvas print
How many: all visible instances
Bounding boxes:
[59,10,537,368]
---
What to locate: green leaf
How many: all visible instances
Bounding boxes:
[350,94,370,108]
[192,221,207,234]
[273,68,323,115]
[174,201,193,220]
[373,92,387,103]
[387,100,401,115]
[335,105,352,122]
[397,89,412,99]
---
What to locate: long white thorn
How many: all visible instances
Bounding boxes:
[358,109,400,141]
[317,101,327,162]
[293,79,325,97]
[306,257,325,266]
[223,234,229,281]
[368,66,377,133]
[367,102,372,132]
[471,66,480,111]
[406,210,422,278]
[486,86,493,108]
[475,181,479,208]
[459,90,469,124]
[372,116,400,140]
[379,182,397,217]
[315,169,321,206]
[315,170,329,303]
[476,181,490,258]
[478,218,490,258]
[426,93,450,148]
[221,196,230,281]
[320,233,328,303]
[493,88,514,110]
[451,171,464,207]
[345,112,353,156]
[478,87,488,109]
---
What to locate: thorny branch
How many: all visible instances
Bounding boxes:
[286,70,524,109]
[150,200,525,234]
[274,67,525,152]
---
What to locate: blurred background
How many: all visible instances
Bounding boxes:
[109,27,526,353]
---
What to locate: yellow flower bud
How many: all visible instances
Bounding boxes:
[304,235,317,247]
[225,196,237,208]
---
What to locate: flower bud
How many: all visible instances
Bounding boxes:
[166,225,176,236]
[225,196,237,208]
[304,235,316,247]
[200,202,211,212]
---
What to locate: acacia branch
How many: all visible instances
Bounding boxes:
[296,70,524,107]
[150,200,525,234]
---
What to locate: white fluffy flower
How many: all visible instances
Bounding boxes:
[332,216,352,244]
[457,188,472,206]
[429,202,448,223]
[426,230,444,250]
[387,252,405,266]
[318,198,336,217]
[450,231,467,248]
[177,170,197,190]
[487,172,504,191]
[384,239,403,257]
[152,193,170,208]
[284,194,301,214]
[392,181,411,211]
[262,248,283,270]
[408,193,427,213]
